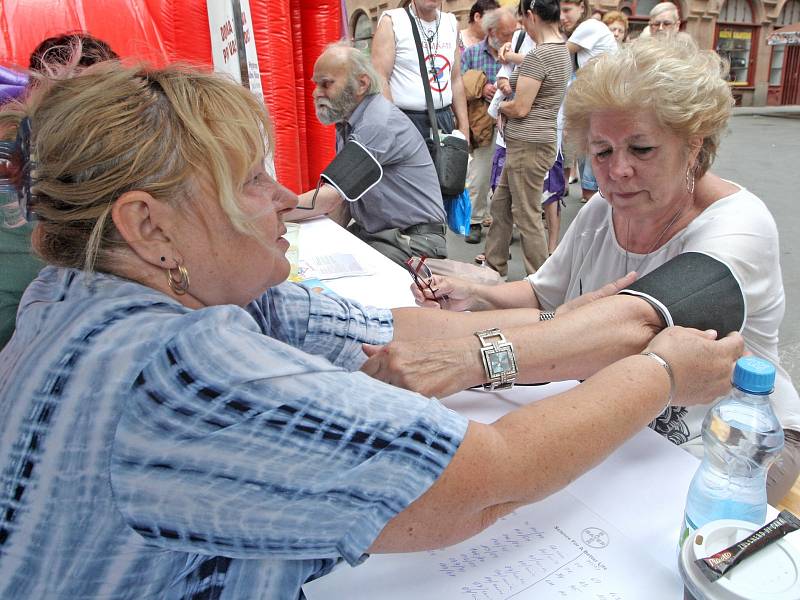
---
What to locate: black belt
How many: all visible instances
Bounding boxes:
[403,223,447,236]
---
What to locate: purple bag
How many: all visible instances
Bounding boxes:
[0,66,29,103]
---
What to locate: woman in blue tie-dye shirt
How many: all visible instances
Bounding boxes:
[0,61,741,599]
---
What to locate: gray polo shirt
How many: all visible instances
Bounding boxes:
[336,94,445,234]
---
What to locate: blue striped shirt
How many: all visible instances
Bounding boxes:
[0,267,467,599]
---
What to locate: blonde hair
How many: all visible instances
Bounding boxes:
[0,62,272,272]
[564,36,732,177]
[602,10,628,30]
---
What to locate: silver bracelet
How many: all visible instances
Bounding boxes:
[640,351,675,410]
[539,311,556,321]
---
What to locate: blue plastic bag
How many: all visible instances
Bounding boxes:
[443,189,471,236]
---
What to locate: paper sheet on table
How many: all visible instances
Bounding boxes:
[444,386,695,578]
[303,489,676,600]
[299,253,372,280]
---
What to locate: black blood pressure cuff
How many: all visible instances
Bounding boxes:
[321,139,383,202]
[619,252,746,336]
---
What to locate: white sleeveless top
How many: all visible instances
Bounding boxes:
[379,8,459,111]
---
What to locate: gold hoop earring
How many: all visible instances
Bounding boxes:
[166,261,190,295]
[685,166,696,196]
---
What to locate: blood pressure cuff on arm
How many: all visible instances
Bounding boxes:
[320,140,383,202]
[619,252,745,336]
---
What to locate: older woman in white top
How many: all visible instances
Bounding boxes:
[376,36,800,502]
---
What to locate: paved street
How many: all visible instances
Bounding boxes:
[446,110,800,385]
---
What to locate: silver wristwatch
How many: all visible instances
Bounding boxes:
[474,328,518,390]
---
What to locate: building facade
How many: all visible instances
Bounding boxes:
[345,0,800,105]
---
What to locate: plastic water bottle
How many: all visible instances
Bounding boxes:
[680,356,784,547]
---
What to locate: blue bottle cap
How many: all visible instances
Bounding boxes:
[732,356,776,394]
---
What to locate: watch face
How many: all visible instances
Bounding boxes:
[488,349,512,376]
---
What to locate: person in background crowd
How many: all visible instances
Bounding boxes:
[402,36,800,504]
[0,32,117,348]
[590,8,604,20]
[560,0,617,204]
[474,8,534,263]
[649,2,681,37]
[28,32,117,72]
[602,10,629,45]
[285,43,447,266]
[461,7,518,245]
[371,0,470,150]
[460,0,500,51]
[0,59,742,600]
[483,0,571,277]
[474,6,536,265]
[486,3,567,260]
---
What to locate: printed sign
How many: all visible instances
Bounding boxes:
[207,0,264,103]
[718,29,752,40]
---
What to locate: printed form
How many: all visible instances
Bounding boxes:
[303,489,675,600]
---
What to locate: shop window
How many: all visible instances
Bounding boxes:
[715,0,758,87]
[634,0,660,16]
[352,11,373,53]
[719,0,753,21]
[776,0,800,25]
[770,45,785,85]
[769,0,800,88]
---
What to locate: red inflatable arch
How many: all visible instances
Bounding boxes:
[0,0,339,193]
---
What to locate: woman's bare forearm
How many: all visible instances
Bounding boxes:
[392,292,660,376]
[375,295,663,397]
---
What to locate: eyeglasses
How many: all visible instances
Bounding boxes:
[404,256,449,303]
[649,19,676,29]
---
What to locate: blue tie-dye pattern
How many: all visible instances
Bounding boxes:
[0,267,467,599]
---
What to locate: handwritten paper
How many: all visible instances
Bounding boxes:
[298,253,372,281]
[303,490,676,600]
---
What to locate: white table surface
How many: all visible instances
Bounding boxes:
[295,218,706,594]
[297,217,416,309]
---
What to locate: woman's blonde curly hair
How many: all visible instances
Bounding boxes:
[564,35,733,177]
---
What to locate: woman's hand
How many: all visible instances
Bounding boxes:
[410,274,476,311]
[361,339,480,398]
[645,328,744,407]
[498,42,512,62]
[555,272,637,316]
[498,45,524,66]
